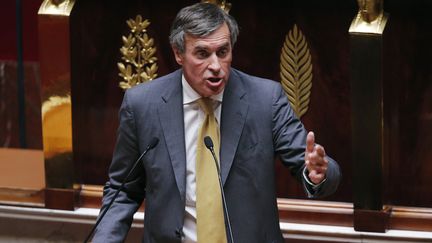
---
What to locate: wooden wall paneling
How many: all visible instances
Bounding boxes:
[382,1,432,208]
[389,206,432,232]
[233,1,355,203]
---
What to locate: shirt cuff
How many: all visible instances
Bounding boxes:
[302,167,326,194]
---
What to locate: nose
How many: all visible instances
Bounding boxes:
[208,53,221,74]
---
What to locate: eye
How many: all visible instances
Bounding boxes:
[217,47,229,58]
[196,50,209,59]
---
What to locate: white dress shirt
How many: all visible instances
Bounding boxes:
[182,75,224,243]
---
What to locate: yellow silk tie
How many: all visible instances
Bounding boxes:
[196,98,227,243]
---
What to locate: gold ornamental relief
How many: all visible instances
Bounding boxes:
[280,24,313,118]
[38,0,75,16]
[201,0,232,13]
[41,95,72,158]
[349,0,388,34]
[118,15,158,90]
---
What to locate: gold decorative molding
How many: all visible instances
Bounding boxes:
[118,15,158,90]
[41,95,71,119]
[349,0,388,34]
[280,24,313,118]
[38,0,75,16]
[41,95,72,158]
[201,0,232,13]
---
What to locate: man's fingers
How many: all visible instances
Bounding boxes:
[305,133,328,184]
[307,151,326,165]
[308,162,327,172]
[315,164,328,174]
[316,144,326,157]
[308,170,325,184]
[306,131,315,152]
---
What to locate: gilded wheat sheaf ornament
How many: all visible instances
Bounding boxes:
[118,15,158,90]
[280,24,313,118]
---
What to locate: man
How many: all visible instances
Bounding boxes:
[93,2,341,243]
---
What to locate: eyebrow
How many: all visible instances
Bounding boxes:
[193,42,231,51]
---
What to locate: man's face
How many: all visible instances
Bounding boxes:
[173,23,232,97]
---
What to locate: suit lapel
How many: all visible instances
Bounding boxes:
[220,70,248,185]
[158,70,187,203]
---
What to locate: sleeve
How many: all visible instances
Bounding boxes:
[92,90,146,243]
[271,84,341,198]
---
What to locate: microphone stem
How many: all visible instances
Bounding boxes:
[84,144,151,243]
[209,148,235,243]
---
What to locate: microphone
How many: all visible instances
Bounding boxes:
[84,137,159,243]
[203,136,234,243]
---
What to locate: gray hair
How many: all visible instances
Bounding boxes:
[169,3,239,53]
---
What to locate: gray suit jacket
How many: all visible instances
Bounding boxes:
[93,68,341,243]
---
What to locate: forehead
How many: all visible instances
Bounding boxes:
[184,23,231,50]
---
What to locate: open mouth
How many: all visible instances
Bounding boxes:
[208,77,222,83]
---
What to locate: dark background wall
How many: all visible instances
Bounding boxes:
[1,0,431,207]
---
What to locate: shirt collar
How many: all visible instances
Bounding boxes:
[182,74,224,105]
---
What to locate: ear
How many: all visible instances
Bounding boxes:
[172,45,183,65]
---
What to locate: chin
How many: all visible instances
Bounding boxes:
[211,88,224,96]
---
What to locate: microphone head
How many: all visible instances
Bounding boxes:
[204,136,213,149]
[148,137,159,149]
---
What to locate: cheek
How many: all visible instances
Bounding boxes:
[223,54,232,65]
[193,62,209,74]
[221,59,232,71]
[186,57,205,68]
[184,62,207,80]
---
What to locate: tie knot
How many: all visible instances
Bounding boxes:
[197,98,214,115]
